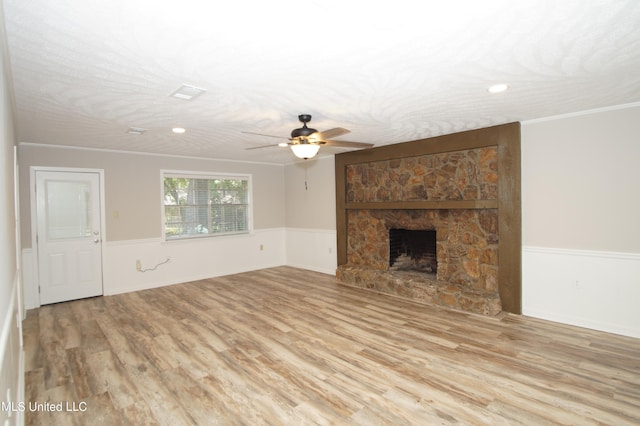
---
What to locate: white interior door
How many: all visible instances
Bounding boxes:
[35,170,103,304]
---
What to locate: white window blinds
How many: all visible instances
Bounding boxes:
[163,172,251,240]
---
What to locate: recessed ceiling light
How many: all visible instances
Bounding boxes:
[172,127,186,134]
[488,83,509,94]
[126,127,147,135]
[170,84,207,100]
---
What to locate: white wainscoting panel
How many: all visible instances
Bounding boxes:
[1,274,25,426]
[285,228,337,275]
[523,246,640,338]
[103,228,286,295]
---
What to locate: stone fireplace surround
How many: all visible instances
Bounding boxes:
[340,208,501,315]
[334,123,521,315]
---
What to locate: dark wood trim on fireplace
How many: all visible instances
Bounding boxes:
[345,200,498,210]
[335,122,522,314]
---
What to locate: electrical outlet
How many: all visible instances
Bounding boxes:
[136,260,142,271]
[260,244,264,251]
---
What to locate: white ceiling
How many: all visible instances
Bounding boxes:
[4,0,640,164]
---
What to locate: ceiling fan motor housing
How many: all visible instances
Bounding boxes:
[291,115,317,140]
[291,127,317,139]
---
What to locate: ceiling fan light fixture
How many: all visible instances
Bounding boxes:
[290,143,320,160]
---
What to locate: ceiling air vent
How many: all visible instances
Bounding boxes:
[126,127,147,135]
[170,84,207,100]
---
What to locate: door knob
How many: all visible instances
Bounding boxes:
[94,238,100,243]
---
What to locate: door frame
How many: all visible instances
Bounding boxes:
[29,166,106,308]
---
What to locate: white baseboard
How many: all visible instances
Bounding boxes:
[522,246,640,338]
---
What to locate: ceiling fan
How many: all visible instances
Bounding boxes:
[244,114,374,159]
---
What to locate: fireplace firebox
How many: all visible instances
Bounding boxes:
[389,229,437,275]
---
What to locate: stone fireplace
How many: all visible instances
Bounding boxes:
[334,123,521,315]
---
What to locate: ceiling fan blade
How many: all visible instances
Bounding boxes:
[315,127,350,140]
[242,131,289,140]
[324,140,374,148]
[245,143,288,150]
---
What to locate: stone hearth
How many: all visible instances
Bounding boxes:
[335,124,521,315]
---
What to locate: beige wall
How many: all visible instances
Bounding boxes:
[284,156,336,230]
[0,10,16,320]
[521,104,640,337]
[18,145,286,246]
[522,104,640,252]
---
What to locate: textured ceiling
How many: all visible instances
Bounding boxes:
[4,0,640,164]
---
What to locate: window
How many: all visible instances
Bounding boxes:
[162,171,251,240]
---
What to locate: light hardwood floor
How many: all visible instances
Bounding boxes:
[23,266,640,425]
